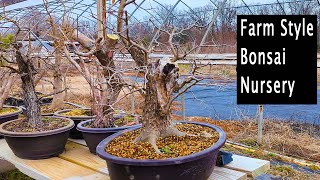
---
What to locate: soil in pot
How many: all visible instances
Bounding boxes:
[0,106,22,138]
[77,116,140,154]
[0,117,74,159]
[55,109,94,139]
[2,117,70,132]
[40,103,80,115]
[106,123,219,159]
[0,107,18,115]
[84,114,139,128]
[60,109,93,116]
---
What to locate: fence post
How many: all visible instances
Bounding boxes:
[181,93,186,121]
[131,93,135,115]
[257,105,264,144]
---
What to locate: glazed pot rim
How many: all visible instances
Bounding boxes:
[0,106,23,117]
[0,116,75,137]
[54,108,96,119]
[77,119,141,133]
[96,121,227,166]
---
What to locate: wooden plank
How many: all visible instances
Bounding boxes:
[0,139,109,180]
[224,154,270,178]
[209,166,247,180]
[59,141,109,174]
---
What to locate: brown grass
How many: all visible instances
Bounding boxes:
[188,116,320,162]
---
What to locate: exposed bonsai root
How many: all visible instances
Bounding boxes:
[134,129,161,153]
[134,126,213,154]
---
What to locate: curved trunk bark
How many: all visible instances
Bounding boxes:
[15,48,42,127]
[134,59,185,153]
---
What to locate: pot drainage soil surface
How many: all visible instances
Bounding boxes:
[3,117,70,132]
[106,123,219,159]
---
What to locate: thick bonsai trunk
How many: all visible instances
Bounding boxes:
[134,59,185,153]
[0,74,17,109]
[71,31,122,127]
[51,47,65,109]
[15,49,42,127]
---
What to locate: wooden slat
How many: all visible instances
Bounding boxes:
[209,166,247,180]
[59,141,109,174]
[0,139,109,180]
[224,154,270,178]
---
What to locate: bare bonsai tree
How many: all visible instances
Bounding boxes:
[48,13,125,128]
[0,17,43,127]
[116,0,207,153]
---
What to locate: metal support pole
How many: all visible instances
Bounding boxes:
[196,0,227,54]
[181,93,186,121]
[257,105,264,144]
[131,93,135,115]
[296,0,307,15]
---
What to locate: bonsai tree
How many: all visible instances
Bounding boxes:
[0,17,43,127]
[51,16,127,128]
[116,0,206,153]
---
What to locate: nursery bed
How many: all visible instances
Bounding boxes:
[0,139,270,180]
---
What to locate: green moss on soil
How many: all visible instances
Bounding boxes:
[106,124,219,160]
[60,109,92,116]
[0,107,18,115]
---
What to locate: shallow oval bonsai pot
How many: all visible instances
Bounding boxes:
[0,106,23,138]
[0,106,22,124]
[0,117,74,160]
[96,121,226,180]
[54,108,94,139]
[77,119,141,154]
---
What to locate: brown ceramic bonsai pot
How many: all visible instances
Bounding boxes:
[54,108,95,139]
[0,106,22,124]
[77,119,141,154]
[0,117,74,160]
[0,106,22,138]
[96,121,226,180]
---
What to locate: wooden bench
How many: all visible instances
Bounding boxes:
[0,139,270,180]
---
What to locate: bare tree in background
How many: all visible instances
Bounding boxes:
[0,69,17,108]
[44,0,67,110]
